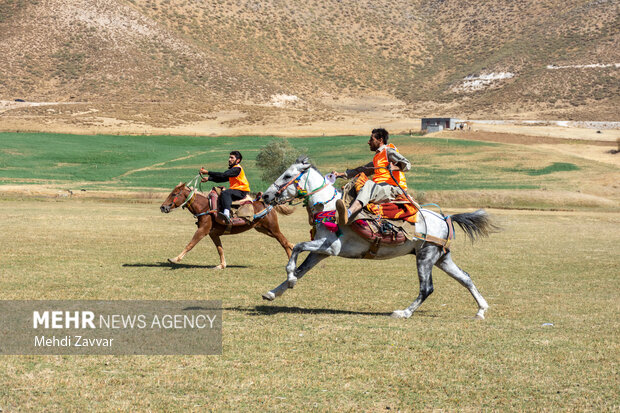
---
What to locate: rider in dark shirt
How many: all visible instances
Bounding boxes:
[200,151,250,223]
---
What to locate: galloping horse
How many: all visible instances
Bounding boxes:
[261,157,498,319]
[161,182,295,269]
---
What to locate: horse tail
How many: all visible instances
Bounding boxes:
[451,209,500,242]
[274,204,295,215]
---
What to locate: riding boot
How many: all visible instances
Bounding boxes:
[335,199,348,227]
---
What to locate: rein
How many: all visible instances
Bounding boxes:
[179,188,196,209]
[172,174,204,210]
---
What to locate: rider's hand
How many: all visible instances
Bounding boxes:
[199,167,208,175]
[331,171,346,178]
[200,176,208,182]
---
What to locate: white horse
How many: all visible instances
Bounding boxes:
[261,156,497,319]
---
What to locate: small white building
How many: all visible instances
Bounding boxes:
[421,118,461,132]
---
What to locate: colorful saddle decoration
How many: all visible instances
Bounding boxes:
[354,172,418,223]
[313,210,339,232]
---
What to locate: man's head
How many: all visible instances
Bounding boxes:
[228,151,243,168]
[368,128,389,151]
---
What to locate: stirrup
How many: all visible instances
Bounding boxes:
[218,212,231,225]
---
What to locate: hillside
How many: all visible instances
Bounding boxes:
[0,0,618,130]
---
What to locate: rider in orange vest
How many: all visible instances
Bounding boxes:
[333,128,411,226]
[200,151,251,223]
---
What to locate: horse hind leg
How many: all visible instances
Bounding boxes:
[436,252,489,319]
[209,233,226,269]
[254,225,294,258]
[391,246,440,319]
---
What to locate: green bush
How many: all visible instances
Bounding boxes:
[255,139,303,184]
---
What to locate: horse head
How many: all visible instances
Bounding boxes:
[262,156,314,205]
[160,182,190,213]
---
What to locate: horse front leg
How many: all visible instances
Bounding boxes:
[285,238,338,288]
[209,233,226,270]
[168,218,211,264]
[262,252,328,301]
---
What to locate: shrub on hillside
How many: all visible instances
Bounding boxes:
[256,139,304,184]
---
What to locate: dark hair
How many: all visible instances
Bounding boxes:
[371,128,389,144]
[230,151,242,162]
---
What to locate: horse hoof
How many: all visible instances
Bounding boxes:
[262,292,275,301]
[213,265,226,270]
[167,258,179,264]
[287,278,297,289]
[474,307,487,320]
[390,310,410,319]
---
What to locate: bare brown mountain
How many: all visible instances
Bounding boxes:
[0,0,618,129]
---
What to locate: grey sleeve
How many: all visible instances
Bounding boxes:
[345,161,375,178]
[386,148,411,172]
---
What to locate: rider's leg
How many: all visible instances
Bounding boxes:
[220,189,248,218]
[219,190,233,219]
[336,182,395,225]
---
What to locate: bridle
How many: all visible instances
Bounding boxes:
[168,174,204,210]
[169,186,196,210]
[273,167,337,208]
[274,170,307,199]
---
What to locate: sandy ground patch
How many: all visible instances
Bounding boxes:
[0,94,618,139]
[0,184,167,199]
[537,143,620,167]
[468,122,619,142]
[1,114,617,140]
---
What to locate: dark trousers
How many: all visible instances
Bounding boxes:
[219,189,248,212]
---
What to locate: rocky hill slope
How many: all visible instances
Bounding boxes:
[0,0,618,128]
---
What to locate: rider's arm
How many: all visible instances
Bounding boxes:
[205,168,241,183]
[386,148,411,172]
[344,162,374,178]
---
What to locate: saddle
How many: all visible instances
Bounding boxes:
[351,219,408,259]
[344,176,456,254]
[208,187,256,227]
[340,174,420,258]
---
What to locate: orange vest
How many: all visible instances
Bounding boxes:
[372,144,408,190]
[229,165,250,192]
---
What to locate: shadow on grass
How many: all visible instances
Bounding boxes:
[122,262,248,270]
[226,305,393,317]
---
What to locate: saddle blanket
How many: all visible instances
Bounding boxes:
[353,173,417,223]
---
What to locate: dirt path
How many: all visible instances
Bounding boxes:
[117,151,207,178]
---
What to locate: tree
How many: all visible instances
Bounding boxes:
[255,139,303,184]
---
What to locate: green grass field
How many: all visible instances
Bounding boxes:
[0,200,618,411]
[1,132,614,198]
[0,132,618,410]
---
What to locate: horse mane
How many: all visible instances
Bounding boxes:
[293,155,322,175]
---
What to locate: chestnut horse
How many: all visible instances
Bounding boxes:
[160,182,294,269]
